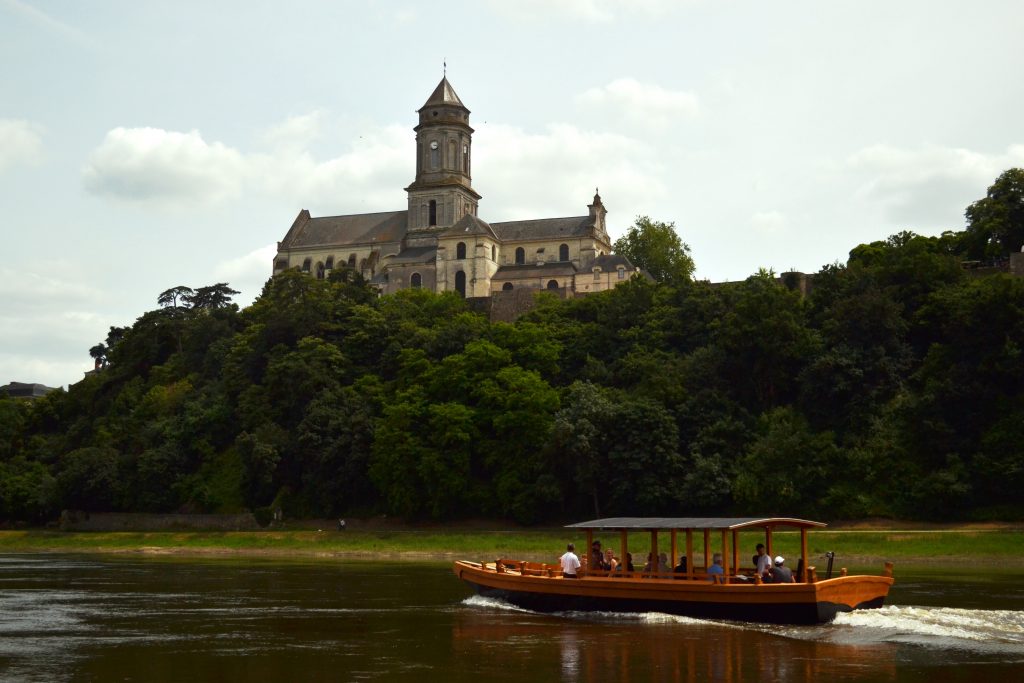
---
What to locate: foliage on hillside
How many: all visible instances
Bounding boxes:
[3,174,1024,525]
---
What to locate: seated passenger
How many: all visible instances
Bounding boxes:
[604,548,618,572]
[616,552,635,574]
[768,555,794,584]
[674,555,688,574]
[658,553,670,574]
[707,553,725,582]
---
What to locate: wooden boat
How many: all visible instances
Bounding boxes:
[453,517,894,625]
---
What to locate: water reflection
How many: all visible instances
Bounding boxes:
[453,601,897,682]
[1,555,1022,682]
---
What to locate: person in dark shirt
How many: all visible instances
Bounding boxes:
[768,555,794,583]
[590,540,607,570]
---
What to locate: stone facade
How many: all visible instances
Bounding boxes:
[273,77,643,302]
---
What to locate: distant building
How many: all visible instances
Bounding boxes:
[273,77,644,309]
[1,382,59,399]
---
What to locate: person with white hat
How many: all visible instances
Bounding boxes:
[768,555,794,584]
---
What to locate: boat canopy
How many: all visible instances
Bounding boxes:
[566,517,826,531]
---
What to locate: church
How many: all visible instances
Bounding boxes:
[273,76,642,302]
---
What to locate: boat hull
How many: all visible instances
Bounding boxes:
[454,561,892,625]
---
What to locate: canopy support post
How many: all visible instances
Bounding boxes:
[703,529,710,571]
[720,530,729,582]
[650,530,659,576]
[686,529,694,580]
[800,528,808,583]
[671,529,678,571]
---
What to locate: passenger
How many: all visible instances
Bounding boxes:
[658,552,670,574]
[560,543,581,579]
[604,548,618,572]
[707,552,725,582]
[754,543,772,578]
[674,555,688,574]
[768,555,794,584]
[642,552,654,573]
[590,540,607,570]
[617,552,635,574]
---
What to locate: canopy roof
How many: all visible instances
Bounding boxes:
[566,517,826,531]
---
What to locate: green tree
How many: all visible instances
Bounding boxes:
[188,283,241,310]
[613,216,695,283]
[157,286,194,310]
[962,168,1024,259]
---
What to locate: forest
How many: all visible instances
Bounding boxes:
[2,170,1023,525]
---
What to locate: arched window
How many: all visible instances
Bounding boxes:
[491,245,496,261]
[429,200,437,226]
[302,258,311,272]
[456,242,466,259]
[559,243,569,261]
[455,271,466,297]
[316,262,325,280]
[275,258,288,272]
[618,267,626,280]
[411,272,422,289]
[448,139,457,170]
[348,253,356,268]
[502,282,513,291]
[463,143,470,174]
[325,256,334,270]
[547,280,559,290]
[515,247,525,265]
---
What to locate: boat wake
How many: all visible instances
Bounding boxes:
[463,596,1024,655]
[822,605,1024,654]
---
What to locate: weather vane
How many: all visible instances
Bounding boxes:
[443,59,447,76]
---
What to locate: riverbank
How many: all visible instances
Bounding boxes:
[2,527,1023,566]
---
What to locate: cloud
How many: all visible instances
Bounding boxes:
[82,127,248,204]
[212,244,277,307]
[0,289,112,389]
[750,210,788,235]
[847,143,1024,228]
[0,119,44,172]
[0,0,96,49]
[0,267,102,314]
[578,79,700,128]
[487,0,680,23]
[260,111,326,153]
[474,122,666,222]
[255,124,412,211]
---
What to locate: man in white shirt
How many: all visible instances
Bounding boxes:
[755,543,772,578]
[560,543,581,578]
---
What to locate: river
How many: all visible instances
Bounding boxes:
[0,554,1021,681]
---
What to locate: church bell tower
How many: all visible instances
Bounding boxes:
[405,77,481,232]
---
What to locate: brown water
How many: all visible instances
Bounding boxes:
[0,554,1021,682]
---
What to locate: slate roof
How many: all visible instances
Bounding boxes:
[1,382,59,398]
[594,253,633,269]
[388,246,437,264]
[494,262,578,280]
[438,213,498,240]
[420,76,465,110]
[491,216,595,242]
[567,517,827,531]
[282,210,408,249]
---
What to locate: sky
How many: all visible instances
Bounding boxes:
[2,0,1023,389]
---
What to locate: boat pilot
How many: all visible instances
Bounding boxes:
[560,543,581,578]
